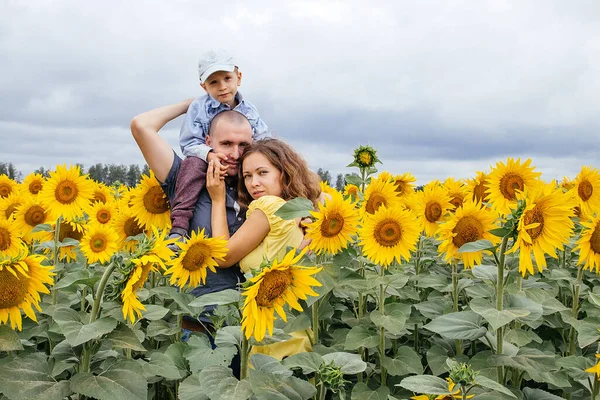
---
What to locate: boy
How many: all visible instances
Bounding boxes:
[169,49,271,242]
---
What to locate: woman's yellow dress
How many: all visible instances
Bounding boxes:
[240,195,312,360]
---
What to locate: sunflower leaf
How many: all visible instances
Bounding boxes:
[70,366,147,400]
[322,352,367,374]
[344,325,379,350]
[351,382,389,400]
[105,323,146,352]
[184,335,237,373]
[397,375,453,395]
[470,298,530,331]
[249,370,316,400]
[274,197,314,220]
[0,353,71,400]
[53,308,118,347]
[0,325,23,351]
[381,347,423,376]
[369,309,407,335]
[423,311,487,340]
[474,375,517,398]
[282,352,324,374]
[457,239,495,253]
[188,289,241,309]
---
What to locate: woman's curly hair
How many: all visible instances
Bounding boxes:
[237,138,321,208]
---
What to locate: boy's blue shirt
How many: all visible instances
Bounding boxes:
[179,91,270,160]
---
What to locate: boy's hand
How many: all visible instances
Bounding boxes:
[206,160,226,203]
[207,151,229,177]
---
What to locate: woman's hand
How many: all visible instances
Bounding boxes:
[206,160,226,203]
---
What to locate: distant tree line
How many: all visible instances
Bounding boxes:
[3,162,151,187]
[316,168,360,192]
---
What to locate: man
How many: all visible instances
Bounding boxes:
[130,99,253,330]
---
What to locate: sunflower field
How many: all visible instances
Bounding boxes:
[1,146,600,400]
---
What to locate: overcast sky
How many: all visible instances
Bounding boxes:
[2,1,599,184]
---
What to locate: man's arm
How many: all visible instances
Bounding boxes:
[130,99,193,182]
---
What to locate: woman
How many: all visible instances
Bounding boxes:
[206,138,321,359]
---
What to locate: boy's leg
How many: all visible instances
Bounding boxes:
[170,156,208,236]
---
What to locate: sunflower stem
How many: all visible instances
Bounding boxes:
[51,217,62,305]
[312,300,320,345]
[379,265,387,386]
[90,261,117,324]
[496,236,509,383]
[240,334,249,380]
[569,265,584,356]
[452,262,462,356]
[357,259,365,383]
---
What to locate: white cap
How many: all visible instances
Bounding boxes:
[198,49,237,83]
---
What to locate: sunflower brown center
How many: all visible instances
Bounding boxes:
[94,191,107,203]
[0,269,28,308]
[0,183,11,198]
[450,196,463,210]
[452,216,484,248]
[58,222,84,242]
[91,235,108,253]
[29,180,42,195]
[589,224,600,254]
[320,213,345,237]
[181,243,209,271]
[124,217,144,237]
[97,209,111,224]
[256,269,292,307]
[578,180,593,202]
[5,203,19,219]
[394,181,408,195]
[132,263,152,292]
[24,205,46,227]
[523,206,544,240]
[425,202,442,223]
[0,227,11,251]
[365,193,387,214]
[499,173,524,201]
[473,182,488,203]
[55,180,79,204]
[374,218,402,247]
[143,186,169,214]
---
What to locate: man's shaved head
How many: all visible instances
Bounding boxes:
[209,110,252,137]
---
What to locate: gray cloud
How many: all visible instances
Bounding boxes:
[1,0,599,185]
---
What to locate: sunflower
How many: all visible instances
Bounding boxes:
[343,184,360,200]
[574,214,600,274]
[0,219,27,259]
[392,172,416,198]
[38,165,95,221]
[164,229,228,289]
[129,171,171,230]
[305,190,360,255]
[573,166,600,218]
[41,220,86,262]
[319,181,338,197]
[486,158,541,215]
[585,354,600,380]
[507,181,575,276]
[443,177,469,211]
[358,205,421,267]
[241,248,321,342]
[112,207,147,252]
[410,378,473,399]
[121,261,158,323]
[437,200,499,268]
[89,200,117,225]
[400,191,419,214]
[13,196,49,243]
[0,175,19,199]
[361,176,401,216]
[79,223,119,264]
[91,182,112,204]
[0,192,22,221]
[560,176,575,191]
[351,145,380,169]
[0,254,55,330]
[377,171,393,183]
[466,171,489,204]
[21,173,44,196]
[414,183,453,237]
